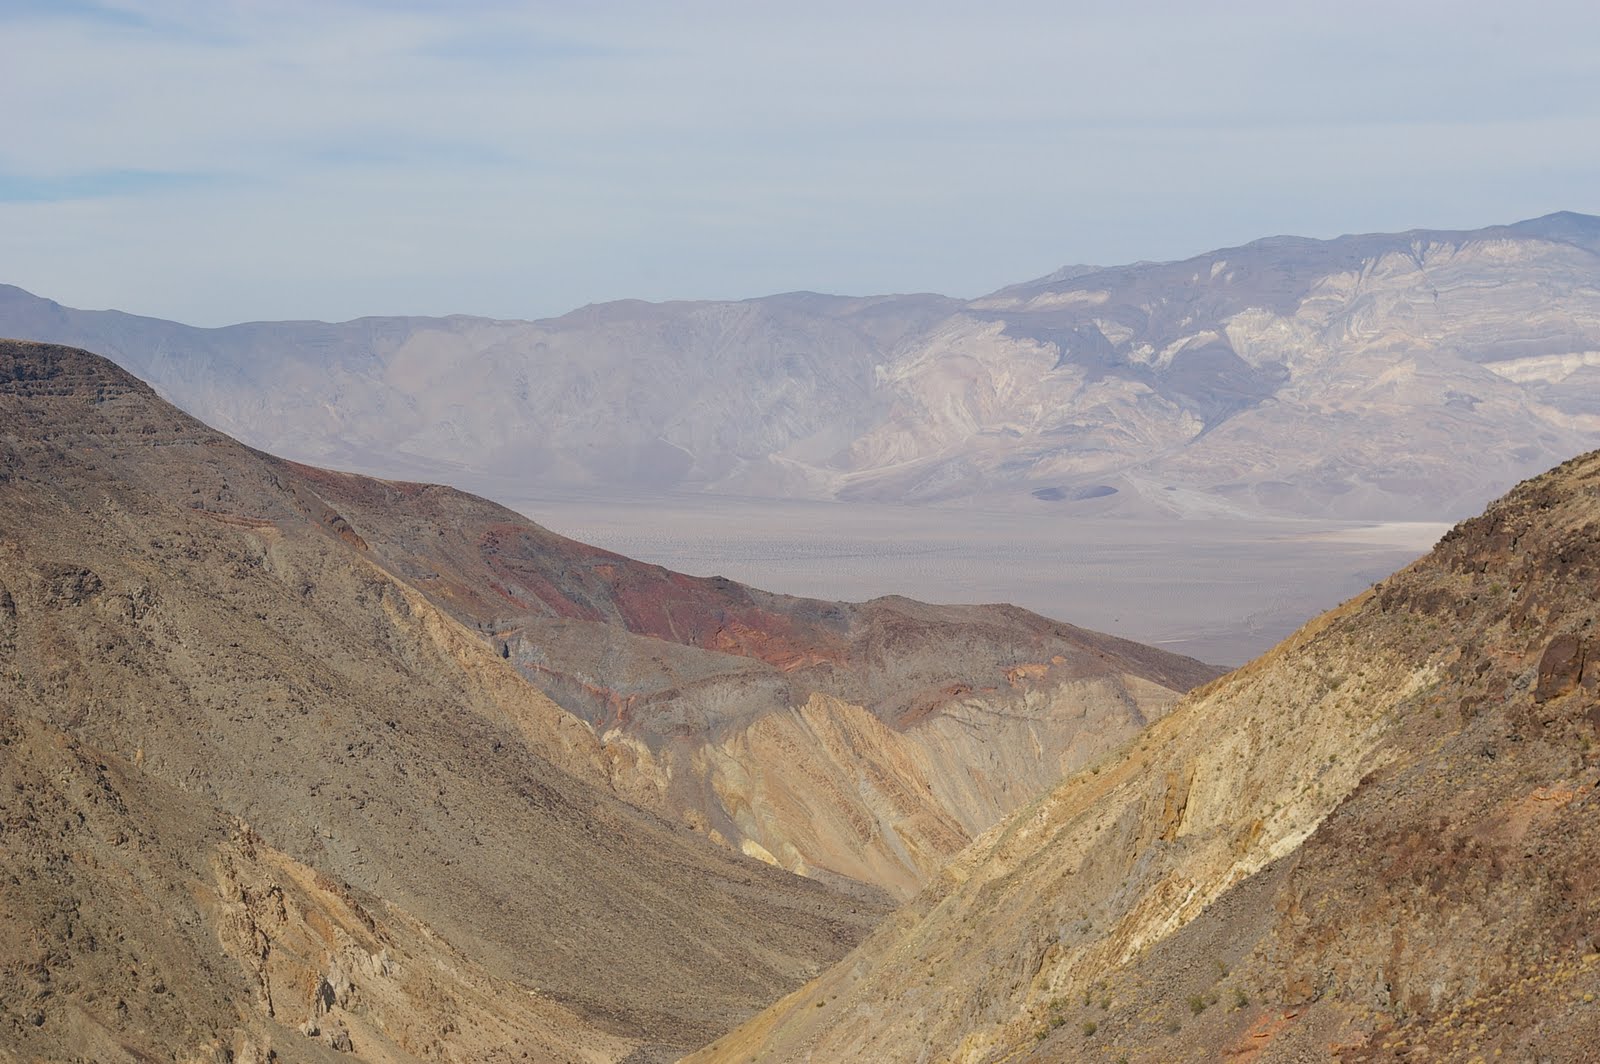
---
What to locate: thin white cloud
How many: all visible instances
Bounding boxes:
[2,1,1598,324]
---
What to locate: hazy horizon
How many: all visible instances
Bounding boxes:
[4,1,1599,326]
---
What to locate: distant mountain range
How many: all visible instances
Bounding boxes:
[5,211,1600,520]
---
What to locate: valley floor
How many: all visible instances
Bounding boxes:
[520,493,1447,667]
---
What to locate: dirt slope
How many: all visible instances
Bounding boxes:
[0,340,889,1062]
[690,451,1600,1062]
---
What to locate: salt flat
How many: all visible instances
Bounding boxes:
[517,493,1445,667]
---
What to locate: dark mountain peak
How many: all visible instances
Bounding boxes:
[0,337,152,401]
[1515,208,1600,228]
[1507,209,1600,251]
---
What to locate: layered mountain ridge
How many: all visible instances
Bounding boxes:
[690,448,1600,1061]
[4,212,1600,520]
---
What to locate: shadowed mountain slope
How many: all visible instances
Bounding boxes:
[690,450,1600,1062]
[5,213,1600,519]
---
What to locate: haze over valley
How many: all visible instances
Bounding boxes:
[5,212,1597,660]
[7,3,1600,1060]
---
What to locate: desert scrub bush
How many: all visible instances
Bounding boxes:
[1081,1020,1097,1037]
[1188,993,1208,1015]
[1233,986,1249,1009]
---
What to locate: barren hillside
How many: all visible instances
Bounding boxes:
[692,450,1600,1061]
[0,339,1215,1060]
[280,463,1215,896]
[0,340,887,1062]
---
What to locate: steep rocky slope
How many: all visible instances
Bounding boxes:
[5,213,1600,519]
[0,712,639,1064]
[0,340,890,1062]
[690,450,1600,1062]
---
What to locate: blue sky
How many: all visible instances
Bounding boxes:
[3,0,1599,326]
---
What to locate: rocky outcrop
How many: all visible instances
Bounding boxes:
[0,710,640,1063]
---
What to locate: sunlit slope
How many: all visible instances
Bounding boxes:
[691,451,1600,1062]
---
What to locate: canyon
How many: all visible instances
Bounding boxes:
[0,339,1210,1061]
[691,449,1600,1062]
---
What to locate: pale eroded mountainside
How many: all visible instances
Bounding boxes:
[0,340,1211,1061]
[690,450,1600,1062]
[4,213,1600,519]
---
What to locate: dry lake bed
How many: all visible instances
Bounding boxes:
[515,492,1448,667]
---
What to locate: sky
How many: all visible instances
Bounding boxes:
[3,0,1599,327]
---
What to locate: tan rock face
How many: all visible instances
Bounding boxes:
[690,450,1600,1063]
[0,712,636,1064]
